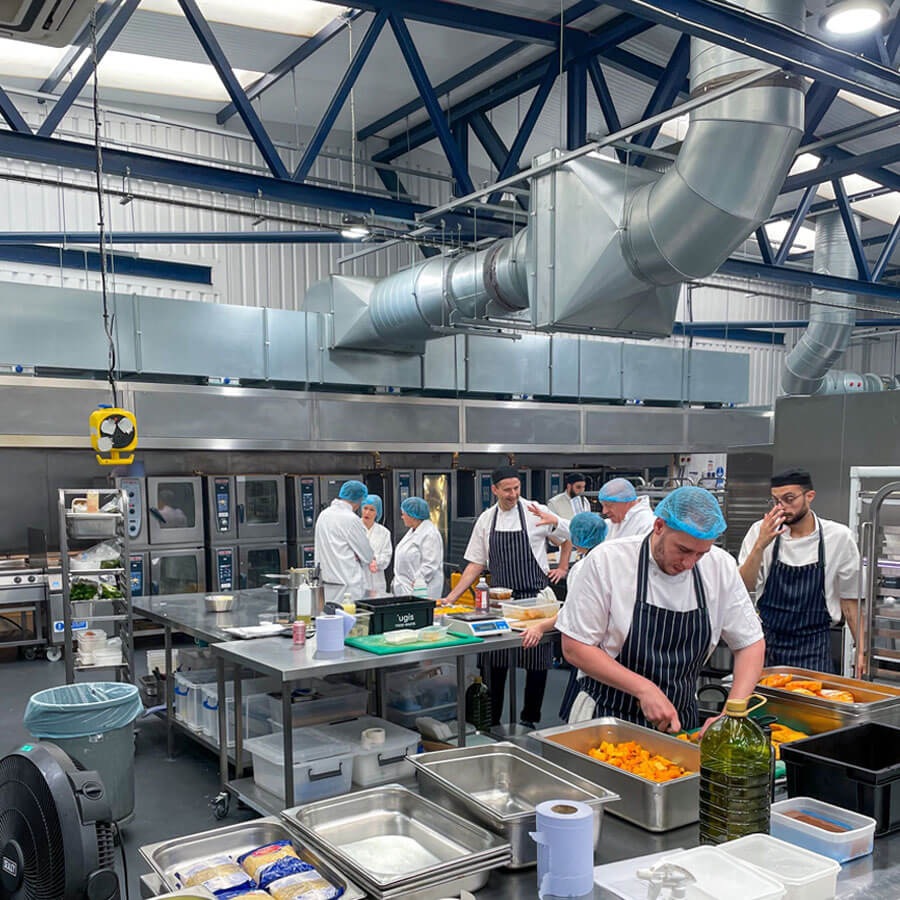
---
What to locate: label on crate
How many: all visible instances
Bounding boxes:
[54,620,87,633]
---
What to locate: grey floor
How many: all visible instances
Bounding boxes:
[0,640,571,899]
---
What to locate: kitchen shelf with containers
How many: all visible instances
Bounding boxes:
[56,488,134,684]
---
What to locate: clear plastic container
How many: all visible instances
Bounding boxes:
[386,701,457,730]
[661,847,786,900]
[322,715,421,786]
[500,598,560,621]
[173,669,217,730]
[198,681,276,747]
[770,796,876,863]
[243,726,354,804]
[265,679,369,729]
[720,834,840,900]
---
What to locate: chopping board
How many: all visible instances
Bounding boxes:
[344,632,484,655]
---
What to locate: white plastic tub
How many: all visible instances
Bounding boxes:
[322,716,421,786]
[265,679,369,729]
[198,681,275,748]
[721,834,839,900]
[771,796,876,863]
[173,669,217,730]
[660,847,786,900]
[243,727,354,805]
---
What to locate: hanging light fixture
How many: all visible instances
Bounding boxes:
[821,0,888,34]
[341,214,370,239]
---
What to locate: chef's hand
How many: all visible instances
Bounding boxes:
[527,503,558,529]
[697,714,722,739]
[755,505,786,550]
[522,626,543,649]
[548,566,567,584]
[637,682,681,733]
[369,559,378,573]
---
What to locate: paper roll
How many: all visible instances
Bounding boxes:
[315,614,345,654]
[361,727,385,749]
[530,799,595,899]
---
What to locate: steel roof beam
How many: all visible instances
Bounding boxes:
[873,216,900,282]
[773,183,818,266]
[782,143,900,193]
[587,57,626,162]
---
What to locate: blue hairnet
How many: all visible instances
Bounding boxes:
[570,512,607,550]
[598,477,638,503]
[401,496,430,520]
[338,480,368,503]
[362,494,383,522]
[655,486,726,540]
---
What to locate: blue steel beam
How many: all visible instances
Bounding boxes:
[567,58,588,150]
[38,0,121,95]
[802,82,839,142]
[0,231,363,244]
[293,11,387,182]
[782,143,900,193]
[217,14,360,125]
[452,119,469,198]
[469,112,528,210]
[833,178,872,281]
[587,57,626,162]
[673,325,786,344]
[593,0,900,108]
[888,16,900,67]
[37,0,141,138]
[773,183,818,266]
[873,217,900,282]
[0,86,30,135]
[756,228,775,265]
[176,0,288,179]
[357,0,598,141]
[388,13,475,195]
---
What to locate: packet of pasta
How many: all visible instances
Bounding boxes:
[237,841,308,889]
[267,868,343,900]
[176,857,254,896]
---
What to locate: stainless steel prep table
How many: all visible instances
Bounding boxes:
[211,629,548,818]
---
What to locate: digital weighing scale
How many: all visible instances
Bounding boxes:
[446,611,512,637]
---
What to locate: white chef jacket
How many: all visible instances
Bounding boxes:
[738,514,860,624]
[464,499,571,573]
[548,491,591,521]
[393,519,445,598]
[606,496,656,542]
[364,521,392,595]
[314,498,374,597]
[557,535,763,660]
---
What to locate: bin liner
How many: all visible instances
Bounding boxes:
[24,682,142,739]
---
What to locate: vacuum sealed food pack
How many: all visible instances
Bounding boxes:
[238,841,308,890]
[267,868,342,900]
[176,857,254,896]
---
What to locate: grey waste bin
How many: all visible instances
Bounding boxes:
[24,682,143,823]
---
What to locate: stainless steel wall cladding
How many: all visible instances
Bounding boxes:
[782,210,860,396]
[317,398,460,445]
[585,409,686,449]
[0,384,113,437]
[465,405,582,448]
[687,409,773,448]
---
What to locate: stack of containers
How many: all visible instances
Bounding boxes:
[173,669,217,730]
[265,679,369,732]
[198,676,280,748]
[321,716,421,787]
[385,663,460,728]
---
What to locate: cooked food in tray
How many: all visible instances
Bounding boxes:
[587,740,693,783]
[759,673,856,702]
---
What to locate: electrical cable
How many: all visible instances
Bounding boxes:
[113,821,131,900]
[90,4,118,409]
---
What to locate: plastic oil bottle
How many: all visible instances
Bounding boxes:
[699,695,771,845]
[465,675,492,731]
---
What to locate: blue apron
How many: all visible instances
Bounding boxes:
[576,534,712,731]
[757,526,832,673]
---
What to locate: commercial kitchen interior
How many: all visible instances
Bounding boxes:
[2,0,900,897]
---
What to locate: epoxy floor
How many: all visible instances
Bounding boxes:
[0,641,570,899]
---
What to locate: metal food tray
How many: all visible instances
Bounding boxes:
[532,717,700,832]
[282,784,511,899]
[139,816,365,900]
[409,742,618,868]
[756,666,900,733]
[66,512,119,539]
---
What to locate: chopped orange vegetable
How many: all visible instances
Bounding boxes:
[758,673,857,703]
[760,673,793,688]
[587,740,692,782]
[787,687,818,696]
[819,689,855,703]
[788,680,825,693]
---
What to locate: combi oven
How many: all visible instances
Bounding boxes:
[204,475,287,543]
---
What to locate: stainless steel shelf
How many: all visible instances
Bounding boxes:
[69,568,126,576]
[74,661,129,671]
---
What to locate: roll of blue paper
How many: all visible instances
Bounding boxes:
[315,614,345,653]
[530,799,595,899]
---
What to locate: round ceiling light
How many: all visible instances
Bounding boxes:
[821,0,888,34]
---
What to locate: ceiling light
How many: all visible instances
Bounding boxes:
[821,0,887,34]
[139,0,345,36]
[340,215,369,239]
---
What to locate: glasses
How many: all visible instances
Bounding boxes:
[768,493,807,508]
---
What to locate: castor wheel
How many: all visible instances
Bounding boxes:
[212,792,230,820]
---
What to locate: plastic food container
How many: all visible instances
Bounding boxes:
[660,847,786,900]
[243,726,354,805]
[198,681,275,747]
[500,598,560,621]
[780,722,900,835]
[384,629,419,645]
[266,679,369,729]
[720,834,840,900]
[173,669,217,730]
[322,716,421,786]
[386,702,458,730]
[770,796,876,863]
[417,625,449,643]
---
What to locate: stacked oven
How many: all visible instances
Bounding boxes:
[285,475,363,569]
[204,475,288,592]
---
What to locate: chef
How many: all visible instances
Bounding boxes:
[392,496,444,598]
[558,486,764,733]
[361,494,392,595]
[441,466,571,728]
[314,480,376,604]
[599,477,656,541]
[547,473,591,521]
[739,468,860,672]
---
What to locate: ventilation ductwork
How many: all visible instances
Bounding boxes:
[304,0,805,353]
[781,210,860,395]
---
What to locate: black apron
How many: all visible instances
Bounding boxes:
[481,501,552,672]
[577,534,712,731]
[758,525,832,672]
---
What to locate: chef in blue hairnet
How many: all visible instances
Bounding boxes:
[361,494,392,595]
[392,496,444,598]
[557,486,764,733]
[314,479,376,603]
[599,477,656,541]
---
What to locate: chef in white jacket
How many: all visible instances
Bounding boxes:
[314,479,376,603]
[392,496,444,598]
[599,478,656,541]
[361,493,392,595]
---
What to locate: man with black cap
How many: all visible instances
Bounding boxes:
[547,473,591,521]
[739,468,860,672]
[441,465,571,727]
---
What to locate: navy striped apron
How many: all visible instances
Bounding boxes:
[577,534,712,731]
[480,501,552,672]
[758,527,832,673]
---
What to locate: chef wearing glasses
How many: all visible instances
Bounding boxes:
[739,468,861,672]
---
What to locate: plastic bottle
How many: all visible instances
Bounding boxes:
[699,695,771,845]
[342,591,356,614]
[475,577,489,612]
[413,577,428,599]
[465,675,492,731]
